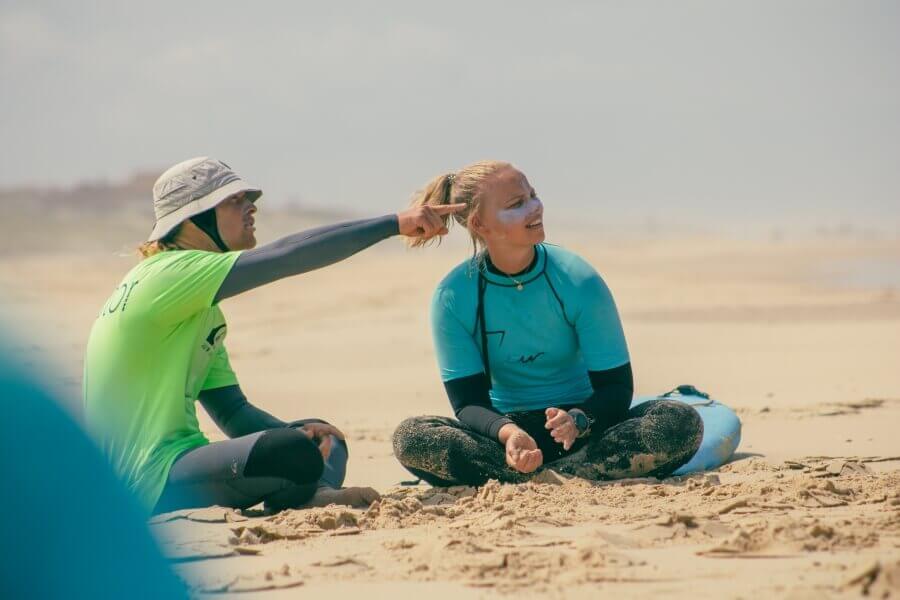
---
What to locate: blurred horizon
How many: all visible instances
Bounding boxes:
[2,1,899,235]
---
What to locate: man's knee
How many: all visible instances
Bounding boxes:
[245,428,324,485]
[287,417,348,451]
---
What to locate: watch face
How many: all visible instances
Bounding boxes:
[573,411,589,431]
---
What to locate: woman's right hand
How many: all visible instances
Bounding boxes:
[499,424,543,473]
[397,203,467,240]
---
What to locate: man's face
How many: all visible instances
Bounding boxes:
[215,192,258,250]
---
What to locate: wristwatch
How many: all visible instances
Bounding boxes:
[567,408,592,438]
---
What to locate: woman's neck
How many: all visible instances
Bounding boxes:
[485,243,536,275]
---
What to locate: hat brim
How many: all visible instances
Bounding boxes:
[147,179,262,242]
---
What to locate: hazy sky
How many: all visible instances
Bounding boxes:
[2,1,899,230]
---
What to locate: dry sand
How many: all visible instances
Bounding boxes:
[1,212,898,598]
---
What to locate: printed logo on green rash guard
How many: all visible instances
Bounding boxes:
[205,324,227,347]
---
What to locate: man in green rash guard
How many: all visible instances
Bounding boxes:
[83,157,463,513]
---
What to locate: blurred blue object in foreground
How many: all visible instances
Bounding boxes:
[0,342,187,599]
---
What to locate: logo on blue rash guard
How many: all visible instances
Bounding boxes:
[486,329,506,345]
[514,352,546,364]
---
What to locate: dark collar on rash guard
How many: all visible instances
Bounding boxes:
[190,208,230,253]
[481,244,547,287]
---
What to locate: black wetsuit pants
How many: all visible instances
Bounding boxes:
[153,419,346,514]
[393,400,703,486]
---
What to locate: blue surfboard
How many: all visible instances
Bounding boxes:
[632,385,741,475]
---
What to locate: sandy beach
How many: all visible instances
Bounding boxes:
[1,210,898,598]
[4,1,899,596]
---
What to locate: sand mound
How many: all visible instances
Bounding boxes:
[156,458,900,593]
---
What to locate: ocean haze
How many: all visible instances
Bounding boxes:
[2,1,899,234]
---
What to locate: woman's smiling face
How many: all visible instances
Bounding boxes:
[473,166,545,248]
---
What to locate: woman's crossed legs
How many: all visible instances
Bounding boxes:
[392,400,703,486]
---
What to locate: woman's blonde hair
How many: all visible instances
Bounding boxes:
[407,160,512,255]
[136,224,183,259]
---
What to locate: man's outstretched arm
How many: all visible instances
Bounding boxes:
[215,215,399,302]
[214,203,466,302]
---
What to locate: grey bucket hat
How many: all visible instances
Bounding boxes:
[148,157,262,242]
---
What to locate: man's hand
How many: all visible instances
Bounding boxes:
[544,407,577,451]
[299,423,344,460]
[499,424,543,473]
[397,203,467,240]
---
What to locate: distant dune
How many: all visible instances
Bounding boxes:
[0,171,350,255]
[0,172,157,216]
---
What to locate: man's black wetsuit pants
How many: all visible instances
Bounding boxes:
[153,419,346,513]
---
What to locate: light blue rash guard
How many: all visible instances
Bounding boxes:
[431,243,630,414]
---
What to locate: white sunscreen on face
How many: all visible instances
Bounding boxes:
[497,197,542,224]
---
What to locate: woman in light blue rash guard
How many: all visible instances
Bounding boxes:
[393,161,703,484]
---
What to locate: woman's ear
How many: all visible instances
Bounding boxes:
[469,212,488,238]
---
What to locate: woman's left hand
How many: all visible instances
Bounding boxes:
[544,407,577,451]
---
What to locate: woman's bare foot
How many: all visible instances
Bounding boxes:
[302,486,381,508]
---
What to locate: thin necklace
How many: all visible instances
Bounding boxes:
[478,262,525,292]
[479,250,533,291]
[505,273,525,291]
[490,259,527,291]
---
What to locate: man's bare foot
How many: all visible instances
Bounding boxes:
[302,486,381,508]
